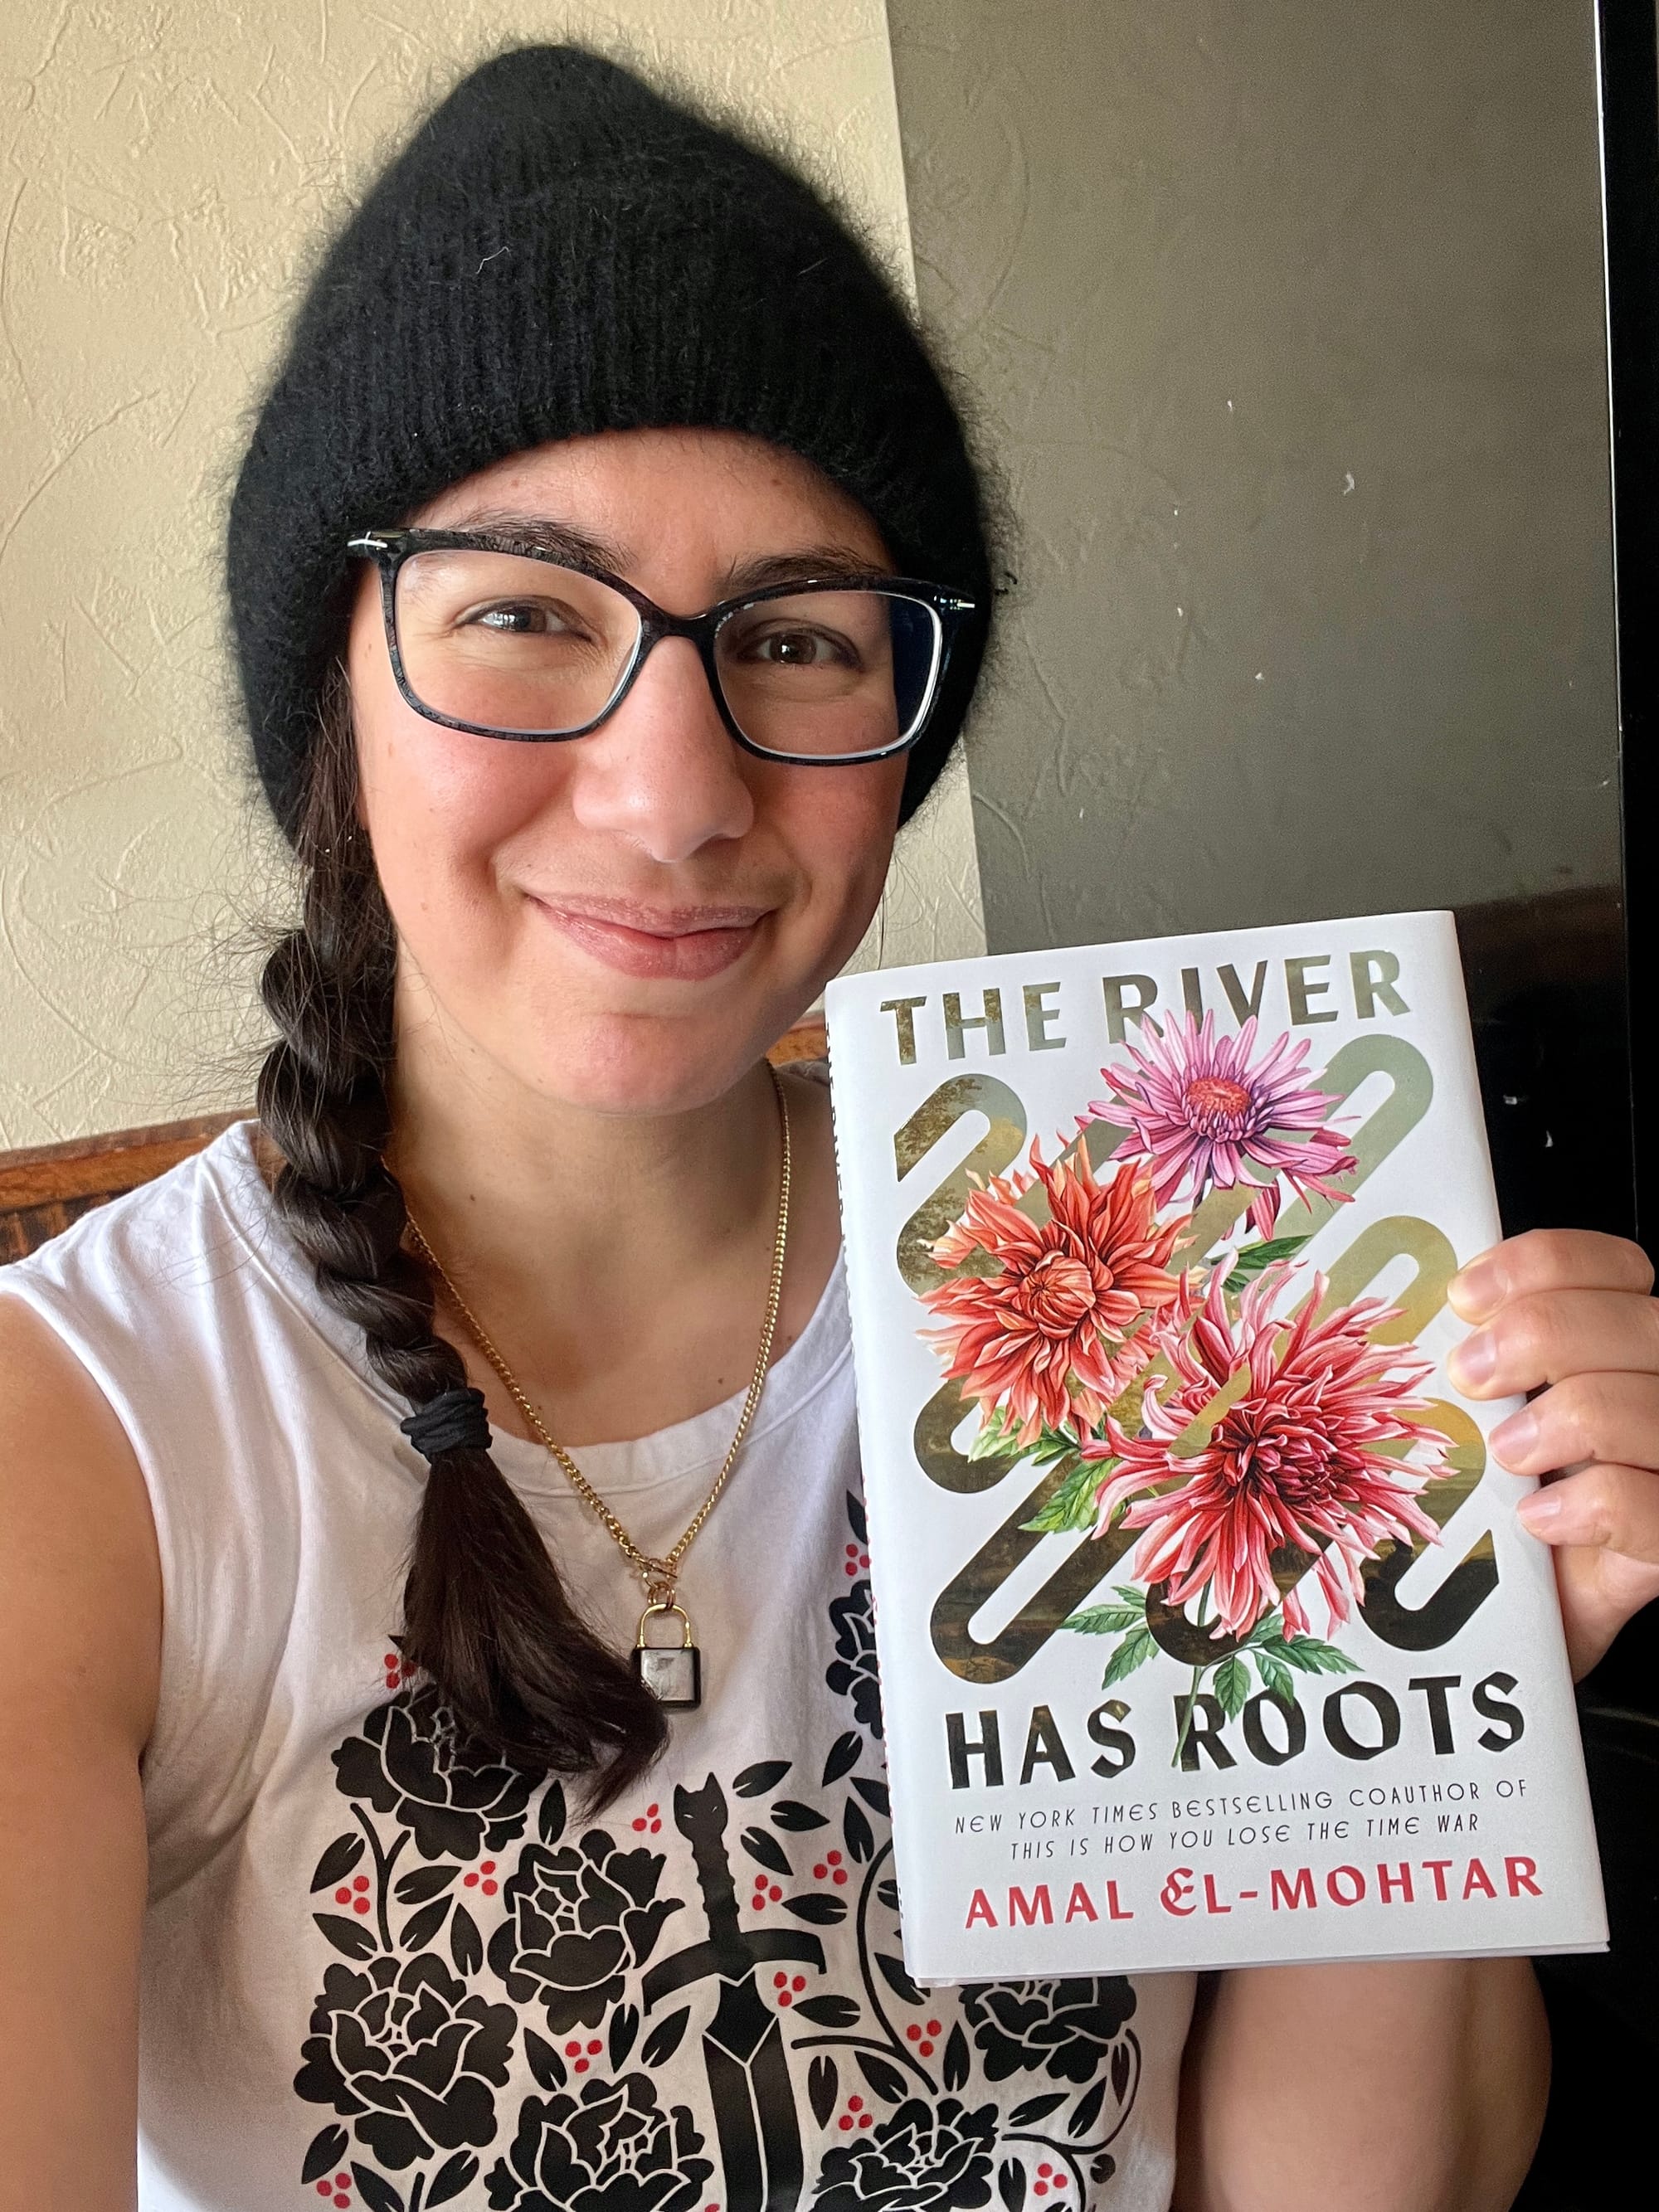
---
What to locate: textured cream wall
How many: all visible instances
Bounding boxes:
[0,0,983,1146]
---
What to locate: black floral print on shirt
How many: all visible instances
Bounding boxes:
[296,1490,1144,2212]
[484,2074,713,2212]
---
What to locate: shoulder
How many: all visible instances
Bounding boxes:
[0,1286,161,1754]
[2,1120,265,1310]
[0,1121,333,1414]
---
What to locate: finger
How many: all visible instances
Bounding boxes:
[1447,1287,1659,1398]
[1489,1371,1659,1477]
[1515,1461,1659,1562]
[1449,1228,1652,1324]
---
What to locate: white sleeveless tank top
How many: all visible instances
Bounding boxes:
[1,1109,1193,2212]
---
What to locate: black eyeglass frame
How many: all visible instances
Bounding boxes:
[346,527,980,766]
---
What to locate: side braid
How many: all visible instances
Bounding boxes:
[255,669,668,1803]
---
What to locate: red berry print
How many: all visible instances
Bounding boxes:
[631,1800,664,1835]
[351,1874,371,1916]
[791,1975,805,1991]
[333,1888,351,1905]
[813,1863,828,1880]
[768,1884,781,1902]
[826,1850,848,1887]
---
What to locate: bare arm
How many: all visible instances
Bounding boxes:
[0,1297,160,2211]
[1174,1957,1548,2212]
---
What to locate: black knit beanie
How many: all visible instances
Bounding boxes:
[227,44,991,839]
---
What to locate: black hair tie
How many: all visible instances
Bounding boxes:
[401,1386,492,1461]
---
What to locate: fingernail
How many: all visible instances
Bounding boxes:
[1517,1487,1562,1530]
[1450,1329,1496,1388]
[1489,1406,1537,1467]
[1450,1256,1500,1318]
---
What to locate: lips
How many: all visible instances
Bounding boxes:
[525,892,771,981]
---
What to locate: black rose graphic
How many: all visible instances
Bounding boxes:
[333,1683,536,1862]
[960,1977,1137,2085]
[826,1580,883,1740]
[814,2094,998,2211]
[487,1829,681,2035]
[484,2074,713,2212]
[294,1952,515,2171]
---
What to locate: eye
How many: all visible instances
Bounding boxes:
[747,625,858,669]
[460,599,584,637]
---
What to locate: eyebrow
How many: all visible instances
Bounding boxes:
[434,508,631,570]
[721,544,888,593]
[426,511,883,596]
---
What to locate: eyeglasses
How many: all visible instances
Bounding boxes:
[346,528,979,765]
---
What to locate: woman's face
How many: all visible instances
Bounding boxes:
[348,427,908,1116]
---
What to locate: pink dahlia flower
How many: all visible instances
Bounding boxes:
[1082,1265,1446,1639]
[920,1141,1183,1448]
[1089,1009,1357,1238]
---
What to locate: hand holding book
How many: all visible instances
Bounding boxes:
[1448,1228,1659,1680]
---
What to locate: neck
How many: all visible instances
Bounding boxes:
[380,983,833,1448]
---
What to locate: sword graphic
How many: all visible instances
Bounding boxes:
[643,1777,825,2212]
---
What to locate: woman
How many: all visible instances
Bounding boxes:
[1,44,1655,2212]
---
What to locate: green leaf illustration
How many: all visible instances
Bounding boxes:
[1029,1426,1086,1467]
[1063,1603,1145,1637]
[966,1406,1026,1461]
[1022,1456,1100,1534]
[1223,1233,1311,1295]
[1101,1627,1157,1686]
[1280,1634,1362,1677]
[1214,1655,1250,1719]
[1252,1650,1297,1709]
[1242,1610,1288,1649]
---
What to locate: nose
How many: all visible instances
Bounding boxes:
[566,634,756,861]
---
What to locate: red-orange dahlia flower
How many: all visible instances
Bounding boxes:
[1083,1264,1447,1639]
[920,1141,1183,1448]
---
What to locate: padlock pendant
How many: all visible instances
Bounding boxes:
[634,1601,702,1709]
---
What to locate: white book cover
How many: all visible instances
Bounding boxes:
[825,910,1607,1981]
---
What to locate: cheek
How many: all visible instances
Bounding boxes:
[771,758,905,932]
[353,663,567,942]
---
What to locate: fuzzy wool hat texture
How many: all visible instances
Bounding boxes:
[226,44,992,838]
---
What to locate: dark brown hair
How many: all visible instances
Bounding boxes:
[254,666,669,1803]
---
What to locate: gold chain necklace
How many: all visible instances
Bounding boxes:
[402,1062,791,1710]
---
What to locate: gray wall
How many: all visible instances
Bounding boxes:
[888,0,1621,954]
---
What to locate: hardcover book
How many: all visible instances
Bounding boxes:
[825,910,1607,1980]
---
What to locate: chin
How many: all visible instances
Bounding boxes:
[517,1003,799,1118]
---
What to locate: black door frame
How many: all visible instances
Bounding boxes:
[1598,0,1658,1254]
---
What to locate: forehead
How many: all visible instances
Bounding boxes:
[410,426,889,582]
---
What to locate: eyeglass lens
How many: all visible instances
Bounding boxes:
[391,549,942,756]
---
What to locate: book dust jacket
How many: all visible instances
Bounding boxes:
[825,911,1607,1981]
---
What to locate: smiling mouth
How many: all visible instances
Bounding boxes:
[525,892,772,980]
